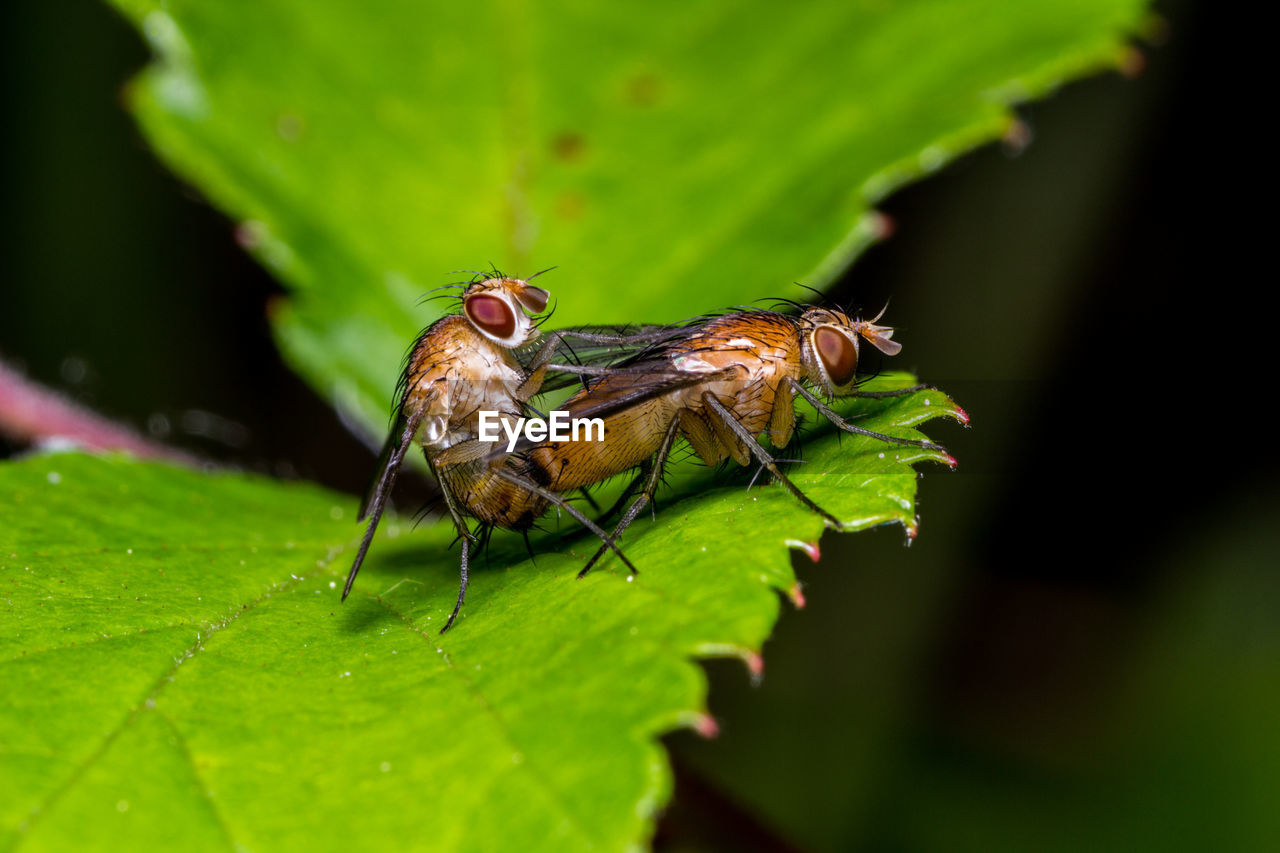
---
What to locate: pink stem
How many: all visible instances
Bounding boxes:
[0,359,199,466]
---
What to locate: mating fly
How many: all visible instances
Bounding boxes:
[521,303,962,573]
[344,271,650,632]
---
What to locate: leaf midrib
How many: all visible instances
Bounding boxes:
[7,566,321,850]
[370,593,602,850]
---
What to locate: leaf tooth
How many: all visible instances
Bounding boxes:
[691,713,719,740]
[785,539,821,564]
[869,210,895,241]
[693,643,766,685]
[1001,116,1033,155]
[1117,45,1147,78]
[744,651,765,687]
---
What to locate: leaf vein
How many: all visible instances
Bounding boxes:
[154,709,240,852]
[8,570,316,848]
[370,594,602,849]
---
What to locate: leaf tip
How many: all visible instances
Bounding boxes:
[691,712,719,740]
[1117,45,1147,79]
[870,210,895,242]
[692,644,765,684]
[785,539,821,563]
[1001,117,1033,155]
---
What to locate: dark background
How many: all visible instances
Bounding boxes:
[3,1,1273,850]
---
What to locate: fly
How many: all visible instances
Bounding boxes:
[344,271,661,632]
[519,303,961,574]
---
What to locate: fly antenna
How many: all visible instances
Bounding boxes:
[866,298,891,324]
[854,300,902,356]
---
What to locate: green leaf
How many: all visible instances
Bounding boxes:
[105,0,1147,435]
[1,381,961,851]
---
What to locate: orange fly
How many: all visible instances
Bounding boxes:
[519,303,960,574]
[344,271,659,631]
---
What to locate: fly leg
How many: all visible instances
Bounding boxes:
[489,465,638,575]
[542,363,614,378]
[788,379,946,452]
[432,461,479,547]
[342,407,426,600]
[434,465,480,634]
[441,522,494,633]
[442,533,471,634]
[578,488,602,513]
[580,417,680,578]
[702,393,842,528]
[598,469,648,524]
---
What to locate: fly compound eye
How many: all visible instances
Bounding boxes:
[465,294,518,341]
[514,284,549,314]
[814,326,858,388]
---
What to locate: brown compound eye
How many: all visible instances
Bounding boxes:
[814,326,858,387]
[514,284,549,314]
[465,294,517,340]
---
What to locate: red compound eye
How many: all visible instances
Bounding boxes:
[814,326,857,387]
[465,294,517,340]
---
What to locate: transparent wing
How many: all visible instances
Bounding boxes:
[520,322,695,394]
[357,408,409,521]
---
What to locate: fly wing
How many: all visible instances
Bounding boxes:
[559,362,707,421]
[355,319,438,521]
[518,323,694,394]
[513,324,640,369]
[357,408,409,521]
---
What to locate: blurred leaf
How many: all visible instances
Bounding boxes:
[106,0,1146,435]
[0,382,960,851]
[862,498,1280,853]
